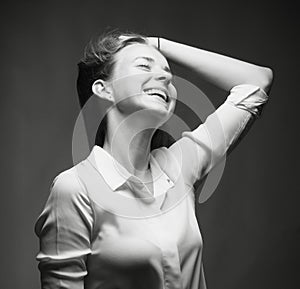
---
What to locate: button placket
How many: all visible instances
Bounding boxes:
[160,243,183,289]
[146,217,183,289]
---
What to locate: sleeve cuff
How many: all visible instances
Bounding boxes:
[226,84,269,117]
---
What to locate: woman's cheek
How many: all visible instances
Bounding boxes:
[170,85,177,101]
[115,92,143,114]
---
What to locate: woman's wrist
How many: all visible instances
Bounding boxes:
[147,37,162,51]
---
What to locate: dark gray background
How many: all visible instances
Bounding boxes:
[1,0,299,288]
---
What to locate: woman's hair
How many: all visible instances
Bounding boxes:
[77,28,174,149]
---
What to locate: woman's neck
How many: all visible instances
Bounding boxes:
[103,109,157,176]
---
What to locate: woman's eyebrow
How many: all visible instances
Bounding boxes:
[134,56,154,63]
[134,56,173,74]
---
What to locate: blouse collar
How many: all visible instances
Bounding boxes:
[87,145,174,196]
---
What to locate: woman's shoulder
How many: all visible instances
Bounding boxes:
[35,163,93,238]
[50,163,88,200]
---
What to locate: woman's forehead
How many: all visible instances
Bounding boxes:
[115,43,169,67]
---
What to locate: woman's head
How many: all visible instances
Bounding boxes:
[77,29,148,108]
[77,29,176,148]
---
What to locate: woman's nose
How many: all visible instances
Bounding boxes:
[154,71,172,85]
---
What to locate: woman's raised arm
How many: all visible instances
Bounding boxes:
[149,37,274,186]
[149,37,273,92]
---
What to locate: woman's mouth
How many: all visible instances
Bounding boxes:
[143,88,169,102]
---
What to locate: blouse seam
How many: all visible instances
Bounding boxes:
[53,181,63,288]
[54,188,59,256]
[74,166,96,246]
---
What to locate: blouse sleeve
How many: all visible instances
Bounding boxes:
[35,171,93,289]
[168,84,269,187]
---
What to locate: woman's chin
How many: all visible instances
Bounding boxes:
[145,108,172,126]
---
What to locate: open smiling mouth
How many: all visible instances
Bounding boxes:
[143,88,169,102]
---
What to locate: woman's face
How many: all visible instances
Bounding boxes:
[108,43,177,123]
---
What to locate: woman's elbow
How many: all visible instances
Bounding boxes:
[259,67,274,93]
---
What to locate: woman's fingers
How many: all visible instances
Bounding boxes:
[118,35,133,42]
[147,37,159,49]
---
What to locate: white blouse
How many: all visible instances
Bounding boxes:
[35,84,268,289]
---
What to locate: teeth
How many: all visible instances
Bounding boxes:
[144,89,168,101]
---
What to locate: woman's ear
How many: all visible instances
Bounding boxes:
[92,79,114,102]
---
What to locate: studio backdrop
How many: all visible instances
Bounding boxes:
[1,1,299,289]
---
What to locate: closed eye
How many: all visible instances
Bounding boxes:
[138,64,151,70]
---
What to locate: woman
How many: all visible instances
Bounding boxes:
[35,29,273,289]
